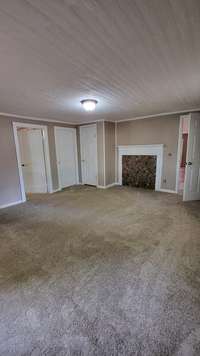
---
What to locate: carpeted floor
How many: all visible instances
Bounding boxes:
[0,186,200,356]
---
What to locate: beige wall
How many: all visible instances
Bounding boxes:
[105,122,115,185]
[0,113,180,208]
[0,115,76,207]
[96,121,105,186]
[117,115,180,190]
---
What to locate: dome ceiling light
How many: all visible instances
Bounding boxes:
[81,99,98,112]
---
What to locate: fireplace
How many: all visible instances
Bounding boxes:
[122,155,157,189]
[118,145,163,192]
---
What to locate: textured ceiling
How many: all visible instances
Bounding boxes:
[0,0,200,123]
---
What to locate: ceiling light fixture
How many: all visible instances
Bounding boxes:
[81,99,98,112]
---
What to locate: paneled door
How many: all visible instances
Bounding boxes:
[80,124,98,186]
[183,113,200,201]
[55,127,78,189]
[17,128,47,193]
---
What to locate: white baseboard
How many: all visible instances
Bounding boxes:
[0,200,24,209]
[158,189,177,194]
[50,188,61,193]
[97,182,119,189]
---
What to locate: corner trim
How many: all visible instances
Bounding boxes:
[0,200,24,209]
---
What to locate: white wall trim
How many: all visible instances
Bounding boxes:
[1,109,200,126]
[1,112,75,125]
[175,114,191,193]
[51,188,62,193]
[97,183,119,189]
[1,112,117,126]
[159,189,177,194]
[118,144,164,191]
[116,108,200,123]
[13,122,53,199]
[0,200,24,209]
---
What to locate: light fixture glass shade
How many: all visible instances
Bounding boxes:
[81,99,97,111]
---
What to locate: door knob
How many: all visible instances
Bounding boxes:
[187,162,192,166]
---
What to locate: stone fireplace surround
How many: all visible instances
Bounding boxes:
[118,145,163,191]
[122,155,156,189]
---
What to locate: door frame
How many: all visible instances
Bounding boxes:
[175,114,191,194]
[13,122,53,202]
[54,126,79,190]
[118,144,163,191]
[79,124,98,186]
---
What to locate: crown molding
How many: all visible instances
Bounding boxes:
[116,108,200,123]
[1,108,198,126]
[0,112,116,126]
[0,112,75,125]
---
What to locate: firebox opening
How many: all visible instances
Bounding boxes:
[122,155,157,190]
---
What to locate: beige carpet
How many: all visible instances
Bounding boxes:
[0,186,200,356]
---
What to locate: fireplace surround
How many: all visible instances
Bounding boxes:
[118,145,163,191]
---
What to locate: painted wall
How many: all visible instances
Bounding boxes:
[117,115,180,191]
[105,122,115,186]
[0,115,76,207]
[96,121,105,186]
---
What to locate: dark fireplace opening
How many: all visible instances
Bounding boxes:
[122,155,157,189]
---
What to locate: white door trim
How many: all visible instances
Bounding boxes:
[118,144,164,191]
[80,124,98,186]
[175,114,191,193]
[13,122,53,201]
[54,127,79,189]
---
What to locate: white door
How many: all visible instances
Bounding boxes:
[183,113,200,201]
[55,127,78,188]
[18,128,47,193]
[80,124,98,185]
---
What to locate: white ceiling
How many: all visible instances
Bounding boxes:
[0,0,200,124]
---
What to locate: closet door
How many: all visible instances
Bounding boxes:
[55,127,78,188]
[18,128,47,193]
[80,124,98,186]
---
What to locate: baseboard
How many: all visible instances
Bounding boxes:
[97,182,119,189]
[158,189,177,194]
[0,200,24,209]
[50,188,61,193]
[51,183,82,193]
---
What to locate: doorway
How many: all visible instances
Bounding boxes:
[18,127,47,193]
[54,127,78,189]
[177,113,200,201]
[80,124,98,186]
[177,116,189,193]
[13,122,52,201]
